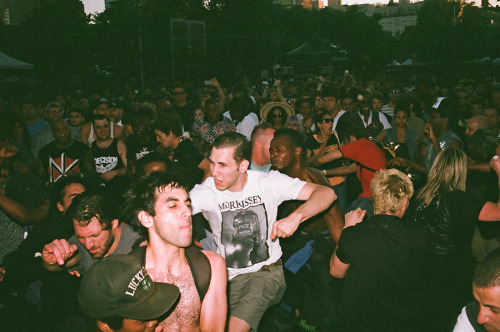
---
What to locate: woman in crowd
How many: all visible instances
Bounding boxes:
[285,114,307,138]
[10,117,32,152]
[407,148,500,331]
[261,102,294,130]
[377,105,419,160]
[306,109,348,212]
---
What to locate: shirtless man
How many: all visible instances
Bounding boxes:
[80,98,123,145]
[125,171,227,331]
[270,128,344,241]
[270,128,344,329]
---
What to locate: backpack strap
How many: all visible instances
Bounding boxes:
[129,245,147,264]
[185,245,212,303]
[129,245,212,303]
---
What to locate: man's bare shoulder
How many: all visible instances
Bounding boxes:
[306,167,331,187]
[201,250,226,271]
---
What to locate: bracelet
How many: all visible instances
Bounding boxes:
[44,261,58,265]
[322,169,327,176]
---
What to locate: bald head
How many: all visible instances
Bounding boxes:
[466,115,489,137]
[250,124,275,166]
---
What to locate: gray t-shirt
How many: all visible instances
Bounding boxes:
[68,223,140,274]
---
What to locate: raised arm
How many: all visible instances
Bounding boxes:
[272,183,336,239]
[200,250,227,332]
[478,156,500,221]
[213,78,226,113]
[274,80,287,103]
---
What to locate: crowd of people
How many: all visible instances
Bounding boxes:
[1,70,500,331]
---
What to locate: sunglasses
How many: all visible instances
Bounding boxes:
[173,91,185,96]
[272,113,284,118]
[390,89,401,94]
[321,118,334,123]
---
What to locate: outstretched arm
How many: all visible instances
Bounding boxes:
[0,194,48,226]
[310,149,343,167]
[200,250,227,332]
[272,183,336,239]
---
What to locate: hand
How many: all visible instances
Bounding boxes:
[388,157,408,167]
[68,270,81,277]
[271,214,301,240]
[368,122,383,131]
[344,208,366,228]
[490,155,500,175]
[212,77,220,88]
[42,239,78,266]
[318,141,328,155]
[274,80,281,88]
[0,267,5,282]
[0,144,18,160]
[424,123,436,142]
[150,322,163,332]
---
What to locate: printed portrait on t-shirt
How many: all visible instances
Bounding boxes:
[221,204,269,269]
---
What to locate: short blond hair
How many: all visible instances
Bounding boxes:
[371,169,414,215]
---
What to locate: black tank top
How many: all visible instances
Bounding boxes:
[91,139,124,173]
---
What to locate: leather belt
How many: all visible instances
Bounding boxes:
[260,259,282,272]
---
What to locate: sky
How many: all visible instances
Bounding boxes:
[82,0,104,15]
[81,0,480,15]
[80,0,396,15]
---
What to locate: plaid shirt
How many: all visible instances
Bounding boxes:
[191,116,236,144]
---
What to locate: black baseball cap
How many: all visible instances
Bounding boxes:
[78,255,180,321]
[93,98,110,109]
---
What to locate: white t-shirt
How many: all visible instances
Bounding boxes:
[453,306,476,332]
[190,170,306,279]
[223,111,259,140]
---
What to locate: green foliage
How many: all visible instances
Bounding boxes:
[400,0,499,63]
[3,0,497,85]
[13,0,91,83]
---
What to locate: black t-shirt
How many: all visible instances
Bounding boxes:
[38,141,89,182]
[174,104,195,132]
[126,134,158,162]
[173,138,204,184]
[305,134,343,171]
[336,214,430,332]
